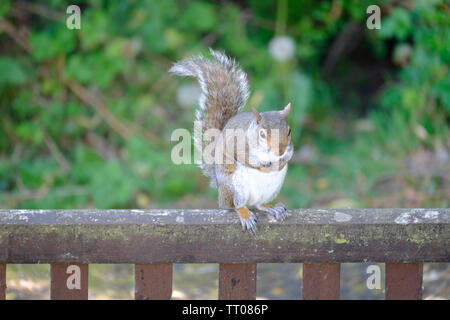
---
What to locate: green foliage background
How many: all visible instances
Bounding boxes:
[0,0,449,300]
[0,0,449,210]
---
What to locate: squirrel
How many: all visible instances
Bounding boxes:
[170,49,293,234]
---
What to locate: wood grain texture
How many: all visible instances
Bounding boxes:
[0,209,448,263]
[135,263,173,300]
[386,263,423,300]
[0,264,5,300]
[50,264,88,300]
[219,263,256,300]
[302,263,340,300]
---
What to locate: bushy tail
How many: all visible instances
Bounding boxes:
[169,49,250,185]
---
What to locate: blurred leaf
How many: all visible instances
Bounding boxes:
[0,57,27,85]
[179,1,217,32]
[0,0,11,18]
[80,9,110,50]
[378,8,412,40]
[89,160,136,208]
[288,72,312,139]
[15,122,44,145]
[30,26,76,61]
[432,75,450,110]
[19,159,58,189]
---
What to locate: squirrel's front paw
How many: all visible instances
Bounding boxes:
[273,203,287,221]
[236,207,258,234]
[257,203,287,221]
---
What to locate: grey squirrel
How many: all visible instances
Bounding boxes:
[170,49,293,234]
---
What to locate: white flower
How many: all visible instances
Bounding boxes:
[392,43,412,67]
[176,83,201,109]
[268,36,296,61]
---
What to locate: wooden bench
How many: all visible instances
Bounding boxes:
[0,208,448,299]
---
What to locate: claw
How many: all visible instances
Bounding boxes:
[237,207,258,234]
[274,203,287,221]
[257,203,287,221]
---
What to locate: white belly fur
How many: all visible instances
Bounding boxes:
[232,162,287,206]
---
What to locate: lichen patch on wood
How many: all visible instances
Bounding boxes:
[0,209,448,264]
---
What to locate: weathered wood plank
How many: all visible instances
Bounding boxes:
[302,263,340,300]
[385,263,423,300]
[135,263,173,300]
[50,264,88,300]
[0,264,5,300]
[219,263,257,300]
[0,209,448,263]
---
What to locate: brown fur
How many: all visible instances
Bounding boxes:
[237,207,252,220]
[201,66,245,132]
[218,183,234,208]
[169,49,249,185]
[258,111,291,156]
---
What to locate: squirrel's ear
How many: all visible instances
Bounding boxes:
[282,103,291,118]
[252,108,262,123]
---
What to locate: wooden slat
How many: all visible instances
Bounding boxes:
[302,263,340,300]
[2,209,449,264]
[50,264,88,300]
[219,263,256,300]
[0,264,5,300]
[385,263,423,300]
[135,263,173,300]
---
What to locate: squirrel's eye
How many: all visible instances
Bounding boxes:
[287,128,291,136]
[259,130,266,139]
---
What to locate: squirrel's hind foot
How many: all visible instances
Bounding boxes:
[236,207,258,235]
[257,203,287,221]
